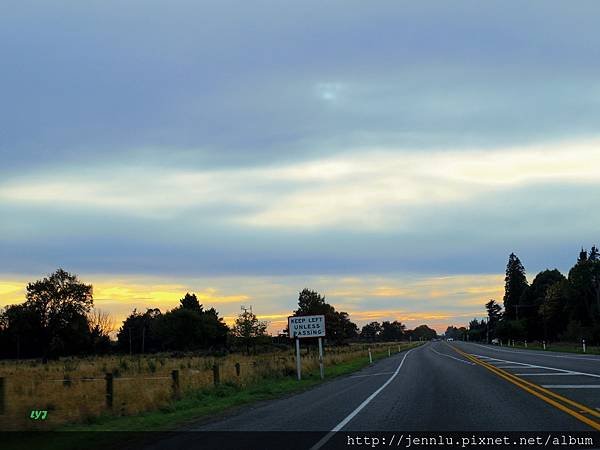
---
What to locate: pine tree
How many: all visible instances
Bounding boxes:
[503,253,528,320]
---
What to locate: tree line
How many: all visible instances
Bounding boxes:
[468,246,600,343]
[0,271,433,359]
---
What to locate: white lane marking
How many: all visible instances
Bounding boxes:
[542,385,600,389]
[349,371,394,379]
[430,346,475,365]
[471,353,600,379]
[468,343,600,361]
[516,372,578,376]
[494,365,534,369]
[310,347,417,450]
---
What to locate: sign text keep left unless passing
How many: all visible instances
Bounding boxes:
[288,315,326,338]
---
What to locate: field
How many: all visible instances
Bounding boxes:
[0,342,419,431]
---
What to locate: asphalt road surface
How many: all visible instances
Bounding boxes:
[144,342,600,449]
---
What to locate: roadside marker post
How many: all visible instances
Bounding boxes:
[388,348,391,357]
[398,345,400,353]
[583,339,586,353]
[288,315,326,381]
[525,340,527,348]
[543,341,547,350]
[368,348,373,364]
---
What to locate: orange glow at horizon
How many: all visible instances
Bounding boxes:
[0,273,504,335]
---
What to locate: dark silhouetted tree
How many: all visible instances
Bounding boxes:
[232,308,268,355]
[380,321,405,341]
[26,269,94,359]
[408,324,437,341]
[293,289,358,344]
[519,269,566,339]
[503,253,528,320]
[360,322,382,341]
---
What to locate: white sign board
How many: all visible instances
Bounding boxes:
[288,315,326,338]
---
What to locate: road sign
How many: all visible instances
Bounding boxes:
[288,315,326,338]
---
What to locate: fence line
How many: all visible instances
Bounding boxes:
[0,342,415,423]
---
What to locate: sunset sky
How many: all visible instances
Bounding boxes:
[1,1,600,334]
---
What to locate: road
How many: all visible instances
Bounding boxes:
[144,342,600,449]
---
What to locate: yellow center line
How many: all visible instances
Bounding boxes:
[447,344,600,431]
[452,346,600,419]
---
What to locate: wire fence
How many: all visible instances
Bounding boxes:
[0,342,414,430]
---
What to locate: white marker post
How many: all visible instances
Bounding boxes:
[288,315,326,381]
[368,347,373,364]
[583,339,586,353]
[295,338,301,381]
[318,337,324,380]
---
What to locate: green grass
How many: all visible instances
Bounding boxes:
[5,343,422,450]
[492,341,600,355]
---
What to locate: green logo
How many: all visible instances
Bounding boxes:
[30,410,48,420]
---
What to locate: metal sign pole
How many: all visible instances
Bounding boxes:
[296,337,302,381]
[318,337,324,380]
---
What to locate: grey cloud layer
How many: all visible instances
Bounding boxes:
[2,1,600,172]
[1,1,600,279]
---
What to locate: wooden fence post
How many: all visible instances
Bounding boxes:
[105,373,113,409]
[235,362,241,377]
[0,377,5,414]
[171,370,180,399]
[63,375,71,388]
[212,364,220,387]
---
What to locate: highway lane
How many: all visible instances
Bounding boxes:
[452,341,600,419]
[143,341,594,450]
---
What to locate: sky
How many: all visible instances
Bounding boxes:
[1,1,600,334]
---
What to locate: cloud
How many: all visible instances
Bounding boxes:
[2,139,599,230]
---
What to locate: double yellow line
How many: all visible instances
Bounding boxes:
[450,345,600,431]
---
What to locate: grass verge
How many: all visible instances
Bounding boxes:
[3,343,423,450]
[480,341,600,355]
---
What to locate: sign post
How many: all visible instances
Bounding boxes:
[295,338,301,381]
[318,337,324,379]
[288,315,326,381]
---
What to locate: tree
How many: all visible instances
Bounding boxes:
[0,303,43,358]
[117,293,229,353]
[180,292,202,311]
[519,269,566,339]
[232,308,268,355]
[117,308,162,354]
[293,289,358,344]
[408,324,437,341]
[485,300,502,327]
[360,322,382,341]
[468,318,487,342]
[503,253,528,320]
[87,309,115,354]
[380,321,405,341]
[540,280,570,341]
[25,269,94,359]
[566,247,600,341]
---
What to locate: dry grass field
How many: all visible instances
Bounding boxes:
[0,342,415,431]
